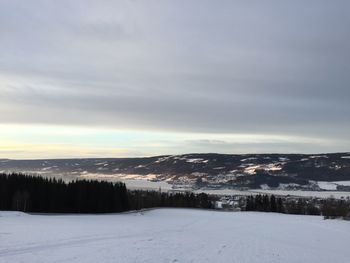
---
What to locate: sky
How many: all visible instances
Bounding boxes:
[0,0,349,159]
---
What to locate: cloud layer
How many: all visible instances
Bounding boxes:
[0,1,349,156]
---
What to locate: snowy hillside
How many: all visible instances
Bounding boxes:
[1,209,350,263]
[0,153,350,194]
[1,153,350,192]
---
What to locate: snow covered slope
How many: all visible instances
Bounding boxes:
[1,209,350,263]
[2,153,350,191]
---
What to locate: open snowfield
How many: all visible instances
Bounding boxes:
[1,209,350,263]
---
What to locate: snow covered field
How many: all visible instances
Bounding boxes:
[1,209,350,263]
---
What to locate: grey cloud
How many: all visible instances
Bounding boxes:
[0,0,350,151]
[182,139,350,155]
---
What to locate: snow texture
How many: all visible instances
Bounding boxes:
[1,209,350,263]
[317,181,350,191]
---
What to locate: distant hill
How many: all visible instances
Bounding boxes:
[1,153,350,191]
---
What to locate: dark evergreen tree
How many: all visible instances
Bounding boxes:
[276,198,284,213]
[270,195,277,212]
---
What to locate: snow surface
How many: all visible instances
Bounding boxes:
[317,181,338,191]
[1,209,350,263]
[123,179,173,191]
[317,181,350,191]
[186,158,208,164]
[79,173,163,184]
[333,181,350,186]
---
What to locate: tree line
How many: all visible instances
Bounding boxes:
[245,194,284,213]
[1,173,348,219]
[0,173,129,213]
[0,173,214,213]
[245,194,350,220]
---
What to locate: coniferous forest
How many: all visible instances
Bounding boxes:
[245,194,350,219]
[0,173,214,213]
[1,173,349,219]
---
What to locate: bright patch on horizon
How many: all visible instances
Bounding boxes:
[0,124,347,159]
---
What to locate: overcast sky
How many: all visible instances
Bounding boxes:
[1,0,349,158]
